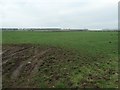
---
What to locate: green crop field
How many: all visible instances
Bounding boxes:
[2,31,118,88]
[2,31,118,54]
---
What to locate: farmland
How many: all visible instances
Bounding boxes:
[2,31,118,88]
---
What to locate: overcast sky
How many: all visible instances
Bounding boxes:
[0,0,119,29]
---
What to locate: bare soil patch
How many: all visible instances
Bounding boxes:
[2,44,118,88]
[2,44,78,88]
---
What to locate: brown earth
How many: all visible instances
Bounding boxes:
[2,44,79,88]
[2,44,118,88]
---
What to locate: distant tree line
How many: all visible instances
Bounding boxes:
[1,28,119,32]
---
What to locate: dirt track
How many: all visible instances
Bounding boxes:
[2,44,79,88]
[2,44,118,88]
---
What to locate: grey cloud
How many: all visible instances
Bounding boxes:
[1,0,119,29]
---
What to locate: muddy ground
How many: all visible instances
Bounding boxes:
[2,44,118,88]
[2,44,78,88]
